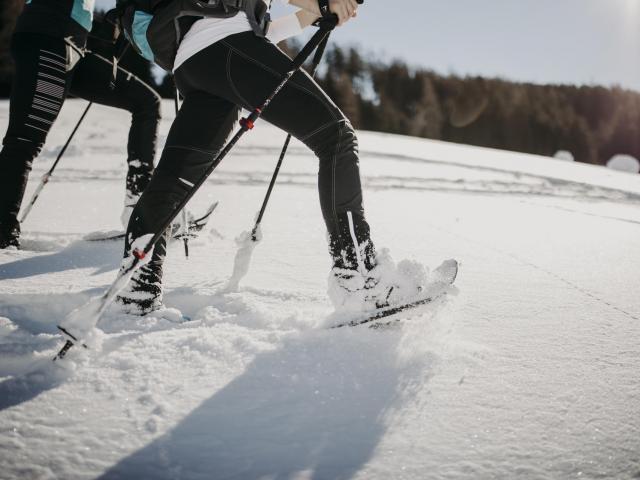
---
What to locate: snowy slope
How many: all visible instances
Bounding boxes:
[1,99,639,480]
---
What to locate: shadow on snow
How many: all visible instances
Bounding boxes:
[0,239,121,281]
[99,328,435,480]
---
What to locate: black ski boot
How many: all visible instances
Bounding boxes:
[121,160,153,228]
[327,211,389,310]
[116,233,167,315]
[327,211,427,311]
[0,219,20,249]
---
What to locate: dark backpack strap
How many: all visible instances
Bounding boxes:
[104,6,130,89]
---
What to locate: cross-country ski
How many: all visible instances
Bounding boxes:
[331,259,458,329]
[83,201,220,243]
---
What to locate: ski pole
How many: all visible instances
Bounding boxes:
[250,33,332,242]
[54,16,342,360]
[172,79,191,258]
[19,102,93,224]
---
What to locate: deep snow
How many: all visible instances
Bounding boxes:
[1,100,639,480]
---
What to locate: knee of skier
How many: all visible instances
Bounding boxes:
[306,119,359,166]
[0,136,42,170]
[131,88,162,124]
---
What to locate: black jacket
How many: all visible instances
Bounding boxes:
[15,0,95,46]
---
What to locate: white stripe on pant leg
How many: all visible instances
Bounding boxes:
[37,72,66,84]
[32,104,58,116]
[346,210,365,274]
[34,93,62,105]
[33,96,62,110]
[38,62,66,74]
[41,49,66,61]
[35,80,65,98]
[26,123,49,133]
[32,102,59,114]
[179,177,194,187]
[28,114,53,125]
[39,55,67,68]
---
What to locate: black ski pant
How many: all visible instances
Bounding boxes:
[126,31,371,272]
[0,32,161,228]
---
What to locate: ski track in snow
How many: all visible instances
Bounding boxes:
[1,100,640,480]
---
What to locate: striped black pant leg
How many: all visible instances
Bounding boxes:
[0,33,71,225]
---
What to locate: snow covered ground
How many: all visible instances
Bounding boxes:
[1,99,639,480]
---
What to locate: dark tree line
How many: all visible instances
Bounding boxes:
[313,44,640,166]
[1,9,639,166]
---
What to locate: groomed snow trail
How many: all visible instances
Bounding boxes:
[1,100,639,480]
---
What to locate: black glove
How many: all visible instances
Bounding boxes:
[317,0,331,18]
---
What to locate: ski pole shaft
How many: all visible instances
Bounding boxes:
[19,102,92,223]
[250,33,332,241]
[181,208,189,258]
[132,17,340,262]
[173,79,191,258]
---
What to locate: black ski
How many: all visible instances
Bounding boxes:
[332,292,447,329]
[84,201,219,242]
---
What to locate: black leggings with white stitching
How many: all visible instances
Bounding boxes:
[126,31,374,271]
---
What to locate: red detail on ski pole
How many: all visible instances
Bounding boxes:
[240,118,254,129]
[133,249,146,260]
[240,109,262,130]
[240,117,254,130]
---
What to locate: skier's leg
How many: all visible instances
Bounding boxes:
[0,33,73,248]
[69,52,161,226]
[116,91,239,314]
[178,33,374,271]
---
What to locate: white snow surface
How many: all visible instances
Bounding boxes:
[607,154,640,174]
[554,150,575,162]
[1,100,640,480]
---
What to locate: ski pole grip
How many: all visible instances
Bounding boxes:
[318,14,339,30]
[317,0,364,29]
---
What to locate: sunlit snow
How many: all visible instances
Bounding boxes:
[607,154,640,174]
[1,100,639,480]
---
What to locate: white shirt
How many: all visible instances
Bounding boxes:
[173,0,302,72]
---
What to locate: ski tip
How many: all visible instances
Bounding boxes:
[57,325,79,342]
[200,200,220,220]
[433,259,459,285]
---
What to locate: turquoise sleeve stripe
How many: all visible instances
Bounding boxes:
[71,0,94,31]
[131,11,155,62]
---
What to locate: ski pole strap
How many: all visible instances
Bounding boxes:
[295,18,336,67]
[110,39,130,89]
[311,31,331,68]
